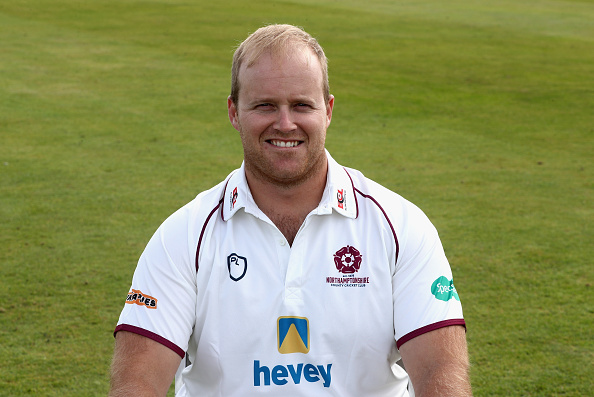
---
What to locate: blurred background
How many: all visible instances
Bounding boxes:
[1,1,592,395]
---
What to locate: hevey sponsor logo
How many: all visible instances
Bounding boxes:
[254,361,332,388]
[431,276,460,301]
[327,245,369,288]
[253,317,332,388]
[125,289,157,309]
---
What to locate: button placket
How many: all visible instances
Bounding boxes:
[274,228,291,283]
[283,217,312,303]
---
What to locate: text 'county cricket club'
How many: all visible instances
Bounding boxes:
[326,245,370,287]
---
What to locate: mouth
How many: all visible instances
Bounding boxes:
[267,139,303,148]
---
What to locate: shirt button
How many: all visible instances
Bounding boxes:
[279,239,286,246]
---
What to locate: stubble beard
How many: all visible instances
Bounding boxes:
[240,131,327,191]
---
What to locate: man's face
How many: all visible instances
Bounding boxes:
[228,47,334,188]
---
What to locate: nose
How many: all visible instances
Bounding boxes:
[274,106,297,133]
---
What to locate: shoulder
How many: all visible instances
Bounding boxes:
[156,170,236,236]
[137,171,237,274]
[345,167,442,258]
[345,167,431,225]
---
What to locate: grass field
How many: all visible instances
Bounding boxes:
[1,0,592,395]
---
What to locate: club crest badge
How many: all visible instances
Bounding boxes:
[327,245,370,287]
[227,253,247,281]
[333,245,362,274]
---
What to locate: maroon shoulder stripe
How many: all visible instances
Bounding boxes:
[354,187,399,261]
[343,168,400,261]
[196,199,223,272]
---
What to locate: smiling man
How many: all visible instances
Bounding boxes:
[110,24,472,397]
[228,39,333,245]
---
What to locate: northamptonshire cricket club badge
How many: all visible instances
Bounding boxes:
[326,245,370,288]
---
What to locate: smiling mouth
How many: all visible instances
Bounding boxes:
[268,140,302,148]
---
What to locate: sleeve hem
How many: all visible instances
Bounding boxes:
[396,319,466,349]
[114,324,186,359]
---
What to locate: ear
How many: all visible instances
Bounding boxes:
[228,96,240,131]
[325,95,335,128]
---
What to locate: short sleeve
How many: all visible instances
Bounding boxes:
[392,203,465,349]
[115,205,198,358]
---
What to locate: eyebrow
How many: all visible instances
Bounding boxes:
[245,94,317,105]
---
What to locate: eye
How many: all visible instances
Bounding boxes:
[256,103,274,110]
[295,103,312,111]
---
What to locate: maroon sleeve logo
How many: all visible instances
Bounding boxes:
[333,245,362,274]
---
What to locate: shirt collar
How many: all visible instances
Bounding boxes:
[221,163,256,221]
[319,150,357,218]
[222,149,357,221]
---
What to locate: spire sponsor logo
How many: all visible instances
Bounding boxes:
[431,276,460,301]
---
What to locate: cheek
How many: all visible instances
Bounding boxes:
[240,114,272,135]
[304,116,329,138]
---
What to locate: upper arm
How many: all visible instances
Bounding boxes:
[109,331,182,397]
[399,325,472,397]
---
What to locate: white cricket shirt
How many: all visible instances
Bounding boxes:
[115,151,465,396]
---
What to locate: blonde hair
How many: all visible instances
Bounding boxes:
[230,24,329,105]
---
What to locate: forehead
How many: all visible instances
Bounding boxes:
[238,47,323,88]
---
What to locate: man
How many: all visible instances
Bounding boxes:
[110,24,472,396]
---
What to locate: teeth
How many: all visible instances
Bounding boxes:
[270,140,300,148]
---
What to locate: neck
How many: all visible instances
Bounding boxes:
[245,160,328,245]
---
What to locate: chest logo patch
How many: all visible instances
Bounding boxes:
[333,245,362,274]
[228,253,248,281]
[327,245,370,287]
[278,316,309,354]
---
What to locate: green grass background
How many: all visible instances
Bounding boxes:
[1,0,592,395]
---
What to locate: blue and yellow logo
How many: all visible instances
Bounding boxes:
[277,316,309,354]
